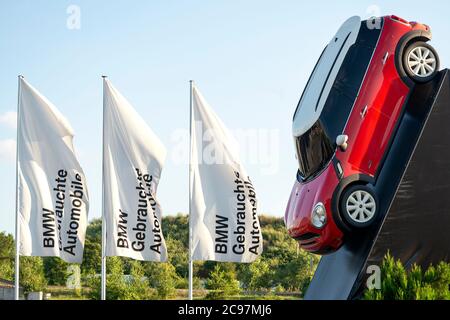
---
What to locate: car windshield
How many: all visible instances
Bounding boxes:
[295,120,334,180]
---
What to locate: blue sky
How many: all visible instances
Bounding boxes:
[1,1,450,234]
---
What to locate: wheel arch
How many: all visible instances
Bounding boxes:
[395,29,433,87]
[331,174,375,232]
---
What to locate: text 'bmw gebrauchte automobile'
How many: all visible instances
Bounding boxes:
[285,15,440,255]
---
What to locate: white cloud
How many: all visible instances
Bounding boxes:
[0,139,16,163]
[0,111,17,129]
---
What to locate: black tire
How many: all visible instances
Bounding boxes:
[403,41,440,83]
[339,184,379,229]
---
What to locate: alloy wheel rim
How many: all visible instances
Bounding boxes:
[407,46,437,78]
[346,190,376,224]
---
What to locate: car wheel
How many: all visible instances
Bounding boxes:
[340,184,378,229]
[403,41,440,83]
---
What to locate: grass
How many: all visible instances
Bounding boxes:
[45,286,90,300]
[43,286,301,300]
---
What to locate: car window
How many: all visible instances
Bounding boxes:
[296,121,334,180]
[320,87,354,140]
[319,22,382,140]
[335,43,376,95]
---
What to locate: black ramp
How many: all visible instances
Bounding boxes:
[304,69,450,300]
[363,71,450,283]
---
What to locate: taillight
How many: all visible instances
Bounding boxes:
[390,15,410,25]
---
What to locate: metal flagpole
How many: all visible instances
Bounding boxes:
[188,80,194,300]
[14,75,24,300]
[101,75,108,301]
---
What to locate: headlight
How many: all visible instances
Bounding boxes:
[311,202,327,229]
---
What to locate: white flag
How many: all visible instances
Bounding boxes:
[190,85,263,262]
[18,77,89,263]
[103,79,167,261]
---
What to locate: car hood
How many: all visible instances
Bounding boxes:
[285,164,338,236]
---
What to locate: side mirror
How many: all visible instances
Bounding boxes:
[336,135,349,152]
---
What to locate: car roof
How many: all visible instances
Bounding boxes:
[292,16,362,138]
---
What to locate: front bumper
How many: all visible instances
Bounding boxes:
[285,165,345,254]
[290,226,344,254]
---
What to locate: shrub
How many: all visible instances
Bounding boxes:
[43,257,69,286]
[20,257,47,293]
[0,232,14,280]
[206,265,240,299]
[364,253,450,300]
[145,262,178,299]
[87,257,151,300]
[239,258,273,291]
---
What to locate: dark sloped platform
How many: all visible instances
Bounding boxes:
[305,69,450,300]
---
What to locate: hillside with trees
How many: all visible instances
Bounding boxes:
[1,216,449,300]
[0,215,320,300]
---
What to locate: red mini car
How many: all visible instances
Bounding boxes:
[285,15,440,254]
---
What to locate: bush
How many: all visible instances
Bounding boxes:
[43,257,69,286]
[279,252,317,293]
[145,262,178,299]
[364,253,450,300]
[123,261,152,300]
[20,257,47,293]
[239,258,273,291]
[87,257,151,300]
[206,265,240,299]
[166,238,188,278]
[80,220,102,276]
[0,232,14,280]
[174,275,202,290]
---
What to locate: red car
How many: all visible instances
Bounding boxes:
[285,15,440,254]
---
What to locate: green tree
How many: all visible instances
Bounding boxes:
[0,232,14,280]
[80,219,102,277]
[364,253,450,300]
[81,239,101,276]
[239,258,273,291]
[162,215,189,247]
[123,260,151,300]
[88,256,125,300]
[426,262,450,299]
[199,261,236,279]
[274,250,318,292]
[88,257,152,300]
[43,257,69,286]
[85,218,102,242]
[166,238,188,278]
[145,262,178,299]
[256,221,319,293]
[20,257,47,293]
[206,265,240,299]
[104,257,128,300]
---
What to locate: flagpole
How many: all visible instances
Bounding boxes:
[101,75,107,301]
[188,80,194,301]
[14,75,24,300]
